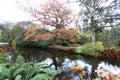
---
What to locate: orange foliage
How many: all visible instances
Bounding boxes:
[73,66,85,76]
[52,28,79,41]
[34,33,54,42]
[24,27,54,42]
[24,27,42,41]
[24,27,39,40]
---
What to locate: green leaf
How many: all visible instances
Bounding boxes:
[13,67,25,77]
[15,55,25,64]
[34,62,47,68]
[38,68,58,76]
[15,75,22,80]
[46,69,58,76]
[0,67,12,79]
[30,74,51,80]
[0,74,7,80]
[13,63,31,78]
[24,68,36,80]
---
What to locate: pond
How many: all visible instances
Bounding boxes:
[6,46,120,79]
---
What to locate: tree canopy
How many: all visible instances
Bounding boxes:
[78,0,120,43]
[22,0,73,29]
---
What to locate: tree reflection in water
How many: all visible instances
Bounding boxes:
[95,62,120,80]
[9,48,120,79]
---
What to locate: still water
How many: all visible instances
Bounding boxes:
[8,47,120,79]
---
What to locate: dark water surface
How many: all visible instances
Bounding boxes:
[7,47,120,79]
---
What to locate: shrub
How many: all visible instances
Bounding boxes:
[52,28,80,45]
[10,26,54,48]
[0,45,7,53]
[52,28,75,40]
[0,53,11,64]
[23,27,54,48]
[37,39,53,48]
[78,34,92,44]
[0,55,58,80]
[14,39,53,48]
[60,40,70,46]
[109,45,120,50]
[102,49,120,59]
[24,26,44,41]
[97,26,120,47]
[96,41,104,50]
[11,37,18,50]
[74,43,103,57]
[70,29,81,43]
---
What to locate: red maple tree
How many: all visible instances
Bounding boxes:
[22,0,73,29]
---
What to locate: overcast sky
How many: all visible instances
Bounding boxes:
[0,0,41,23]
[0,0,80,23]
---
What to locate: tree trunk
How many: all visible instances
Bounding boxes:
[91,29,96,44]
[90,17,96,44]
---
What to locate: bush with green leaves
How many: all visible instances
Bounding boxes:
[60,40,70,46]
[0,53,11,64]
[15,38,53,48]
[78,34,92,44]
[0,55,58,80]
[74,43,104,57]
[37,39,53,48]
[108,45,120,50]
[96,41,104,50]
[97,26,120,47]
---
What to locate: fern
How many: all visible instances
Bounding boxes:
[39,68,58,77]
[34,62,48,68]
[0,55,58,80]
[15,75,21,80]
[15,55,25,64]
[30,74,51,80]
[13,63,32,79]
[24,68,36,80]
[0,67,12,79]
[0,53,11,64]
[0,74,7,80]
[45,69,58,76]
[13,67,25,77]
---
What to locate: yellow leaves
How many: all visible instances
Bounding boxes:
[11,37,19,52]
[24,26,42,41]
[11,39,16,50]
[24,31,36,40]
[30,26,42,31]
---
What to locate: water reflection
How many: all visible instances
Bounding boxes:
[9,47,120,79]
[43,57,92,79]
[44,58,56,69]
[97,62,120,75]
